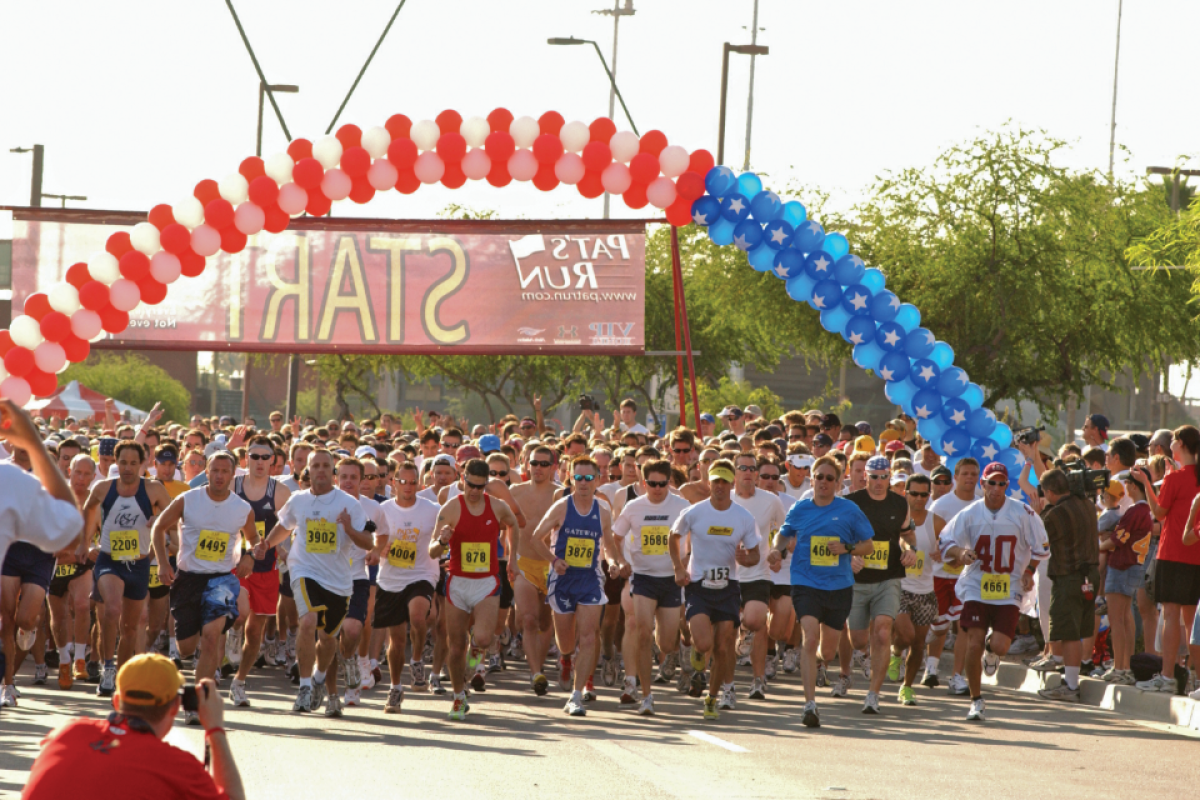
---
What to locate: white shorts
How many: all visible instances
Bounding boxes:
[445,574,500,612]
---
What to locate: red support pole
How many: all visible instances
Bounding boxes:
[670,226,702,434]
[671,248,687,427]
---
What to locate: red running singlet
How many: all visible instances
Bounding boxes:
[448,494,501,578]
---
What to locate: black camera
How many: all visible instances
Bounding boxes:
[1051,458,1110,498]
[181,684,202,712]
[579,394,595,412]
[1014,425,1045,447]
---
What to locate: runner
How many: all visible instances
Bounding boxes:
[759,458,800,679]
[509,445,560,696]
[926,458,980,694]
[145,444,188,672]
[47,454,97,689]
[891,474,939,705]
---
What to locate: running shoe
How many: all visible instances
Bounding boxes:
[487,653,502,674]
[58,663,74,690]
[801,700,820,728]
[703,694,719,721]
[717,684,736,710]
[1037,683,1080,703]
[677,665,692,694]
[345,687,361,707]
[1110,670,1135,686]
[96,665,116,697]
[33,664,48,685]
[86,661,101,683]
[898,685,916,706]
[230,681,250,707]
[429,675,447,695]
[637,695,655,716]
[689,670,707,698]
[830,672,852,698]
[862,691,880,714]
[343,655,361,694]
[737,630,754,659]
[583,676,596,702]
[949,674,970,695]
[921,669,939,688]
[225,629,243,667]
[73,659,88,682]
[532,673,549,696]
[659,651,679,681]
[887,655,903,683]
[15,628,36,651]
[293,686,313,713]
[690,647,707,674]
[966,698,985,721]
[1006,634,1039,655]
[287,661,300,685]
[470,665,487,693]
[852,650,871,680]
[447,694,468,721]
[983,652,1000,677]
[601,656,619,687]
[310,682,327,711]
[324,694,344,717]
[1029,655,1063,673]
[748,677,766,700]
[0,684,16,707]
[411,659,427,690]
[384,687,404,713]
[816,661,828,688]
[558,655,573,690]
[782,648,799,674]
[1134,674,1174,693]
[765,655,777,680]
[620,676,638,705]
[565,690,587,716]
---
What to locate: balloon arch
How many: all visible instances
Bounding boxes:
[0,108,1026,496]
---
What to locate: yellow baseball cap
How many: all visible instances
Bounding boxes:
[117,653,185,706]
[708,464,736,483]
[878,429,903,443]
[1105,480,1125,500]
[853,435,876,453]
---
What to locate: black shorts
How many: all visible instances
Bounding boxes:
[279,568,294,598]
[373,581,435,628]
[770,583,791,601]
[791,584,854,630]
[170,570,241,641]
[1154,559,1200,607]
[2,542,56,591]
[436,563,448,597]
[147,557,175,601]
[630,573,683,609]
[48,562,93,598]
[684,581,741,626]
[498,561,514,610]
[604,573,627,605]
[347,578,372,624]
[293,577,350,636]
[740,579,772,608]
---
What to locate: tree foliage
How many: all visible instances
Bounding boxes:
[61,352,191,425]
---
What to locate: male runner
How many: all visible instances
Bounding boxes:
[509,445,560,695]
[926,458,980,694]
[48,454,97,689]
[891,474,939,706]
[759,458,800,677]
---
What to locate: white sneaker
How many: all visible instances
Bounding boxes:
[344,687,361,707]
[343,655,361,692]
[0,684,17,707]
[852,649,871,680]
[782,648,799,674]
[620,676,638,705]
[949,674,970,695]
[748,677,766,700]
[862,691,880,714]
[1135,674,1175,693]
[765,655,777,680]
[226,629,244,666]
[16,628,36,651]
[982,652,1000,677]
[1007,634,1039,655]
[229,681,250,707]
[717,684,736,710]
[966,698,985,721]
[1111,669,1136,686]
[637,695,655,716]
[564,691,586,717]
[830,672,852,698]
[737,631,754,658]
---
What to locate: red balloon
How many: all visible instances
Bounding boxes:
[99,306,129,334]
[66,262,91,289]
[23,293,52,321]
[581,141,612,172]
[306,191,332,217]
[629,152,660,184]
[0,331,11,357]
[180,250,206,278]
[119,250,150,281]
[287,139,313,161]
[349,177,376,203]
[160,223,192,255]
[204,199,235,230]
[248,175,279,207]
[666,198,693,227]
[675,170,705,202]
[78,281,110,311]
[239,156,266,182]
[263,205,290,233]
[639,130,668,156]
[105,232,133,259]
[335,124,362,149]
[387,137,418,169]
[4,346,34,377]
[532,163,559,192]
[220,228,248,253]
[194,179,221,206]
[385,115,412,140]
[589,117,617,144]
[688,149,715,176]
[394,169,420,195]
[293,158,325,190]
[441,163,467,190]
[436,110,462,134]
[26,368,57,398]
[487,108,514,133]
[577,171,604,199]
[486,162,512,188]
[61,334,89,363]
[137,277,167,305]
[538,111,565,136]
[147,204,176,230]
[437,133,467,164]
[623,183,649,209]
[484,131,515,163]
[341,146,371,178]
[532,134,564,166]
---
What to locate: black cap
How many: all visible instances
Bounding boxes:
[812,433,834,447]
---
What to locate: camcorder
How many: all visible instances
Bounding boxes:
[1014,425,1045,447]
[1051,458,1110,498]
[579,394,596,412]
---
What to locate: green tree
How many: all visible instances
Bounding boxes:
[60,352,191,425]
[681,376,783,432]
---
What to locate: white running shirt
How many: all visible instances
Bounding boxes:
[376,496,441,592]
[928,493,973,580]
[769,492,797,586]
[177,487,252,574]
[613,493,690,578]
[276,488,369,596]
[900,510,937,595]
[938,497,1049,606]
[670,500,759,584]
[731,489,786,583]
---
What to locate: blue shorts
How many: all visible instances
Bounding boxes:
[684,581,741,625]
[94,551,152,601]
[347,578,372,623]
[630,573,683,609]
[547,572,605,615]
[170,570,241,640]
[1,542,56,590]
[368,564,379,585]
[1105,564,1145,597]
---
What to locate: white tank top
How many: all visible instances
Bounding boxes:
[99,480,154,560]
[177,487,253,574]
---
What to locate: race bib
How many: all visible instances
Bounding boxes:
[810,536,838,567]
[565,537,595,568]
[942,561,964,576]
[196,530,230,563]
[388,539,417,569]
[148,564,162,589]
[702,566,730,589]
[244,521,266,553]
[54,564,76,579]
[906,550,926,578]
[707,526,733,537]
[305,519,337,554]
[109,529,140,561]
[864,540,890,570]
[461,541,491,573]
[980,573,1011,601]
[640,526,670,556]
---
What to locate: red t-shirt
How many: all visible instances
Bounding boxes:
[1155,464,1200,566]
[23,717,228,800]
[1109,502,1153,571]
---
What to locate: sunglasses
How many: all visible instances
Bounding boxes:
[248,453,272,461]
[443,442,460,449]
[464,480,488,490]
[867,473,890,480]
[646,479,670,488]
[813,474,839,482]
[933,479,952,485]
[529,459,553,468]
[364,473,379,480]
[489,469,509,478]
[759,473,780,480]
[736,464,756,472]
[907,491,929,498]
[984,479,1007,487]
[394,478,418,485]
[573,474,597,482]
[672,448,692,454]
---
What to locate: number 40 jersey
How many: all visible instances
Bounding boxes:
[938,497,1049,606]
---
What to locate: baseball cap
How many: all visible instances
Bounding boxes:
[866,455,890,472]
[787,454,814,470]
[718,406,743,420]
[853,435,876,454]
[1128,433,1150,451]
[855,421,872,436]
[519,417,537,427]
[1150,429,1173,450]
[116,653,184,706]
[455,445,482,464]
[884,439,906,453]
[890,472,910,486]
[699,413,716,424]
[1087,414,1110,438]
[98,437,118,457]
[1105,479,1125,500]
[709,463,736,483]
[878,428,903,443]
[981,462,1009,481]
[812,433,833,447]
[744,404,763,418]
[431,454,457,469]
[354,445,378,459]
[478,434,502,454]
[203,435,228,459]
[930,465,952,481]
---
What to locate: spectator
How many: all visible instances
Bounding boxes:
[1082,413,1109,451]
[1099,471,1154,685]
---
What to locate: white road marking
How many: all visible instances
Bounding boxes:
[687,729,748,752]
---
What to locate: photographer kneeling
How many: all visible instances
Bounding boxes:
[24,654,244,800]
[1036,469,1101,703]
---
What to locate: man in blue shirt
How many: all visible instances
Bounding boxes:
[768,454,875,729]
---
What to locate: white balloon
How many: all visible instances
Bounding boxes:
[646,176,678,209]
[191,225,221,257]
[560,121,591,152]
[108,279,141,312]
[70,309,102,340]
[321,169,352,201]
[410,120,440,151]
[0,376,31,406]
[88,252,121,285]
[34,341,66,375]
[509,116,540,148]
[413,151,445,184]
[462,148,492,180]
[508,150,538,182]
[149,252,182,284]
[173,196,205,229]
[130,222,161,255]
[277,183,308,216]
[609,131,640,163]
[312,135,344,169]
[48,282,81,315]
[658,145,690,178]
[367,159,399,190]
[601,162,632,195]
[219,173,250,205]
[264,152,294,184]
[555,153,586,185]
[361,126,391,158]
[234,203,265,235]
[461,116,490,148]
[9,315,43,350]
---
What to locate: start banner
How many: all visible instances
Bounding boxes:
[9,212,646,355]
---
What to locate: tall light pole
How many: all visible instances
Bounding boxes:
[592,0,635,218]
[718,43,768,167]
[1107,0,1123,180]
[9,145,44,207]
[742,0,765,171]
[258,83,299,157]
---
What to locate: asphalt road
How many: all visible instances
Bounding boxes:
[3,656,1197,800]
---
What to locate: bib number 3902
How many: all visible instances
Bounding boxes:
[305,519,337,554]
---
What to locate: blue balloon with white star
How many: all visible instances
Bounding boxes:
[861,267,886,293]
[877,351,911,383]
[904,328,936,359]
[823,233,849,260]
[912,388,944,422]
[969,437,1001,465]
[810,280,843,312]
[928,341,955,370]
[991,423,1013,450]
[737,171,763,198]
[750,190,782,223]
[803,250,836,281]
[893,303,921,333]
[960,382,984,410]
[869,290,900,323]
[707,215,735,246]
[966,407,997,439]
[690,196,720,227]
[918,415,950,452]
[704,166,736,196]
[884,377,917,408]
[843,314,878,347]
[874,321,907,352]
[937,366,969,398]
[762,220,794,251]
[840,284,873,316]
[773,249,803,279]
[747,241,775,271]
[820,306,852,334]
[997,447,1024,475]
[720,194,751,223]
[781,200,807,227]
[793,220,825,254]
[732,218,763,251]
[853,340,885,372]
[940,397,971,428]
[785,272,817,303]
[940,427,973,460]
[910,358,941,389]
[834,254,866,286]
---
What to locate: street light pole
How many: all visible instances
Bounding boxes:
[718,43,768,167]
[592,1,635,219]
[257,84,299,157]
[1107,0,1123,180]
[742,0,763,171]
[547,38,638,136]
[9,145,44,207]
